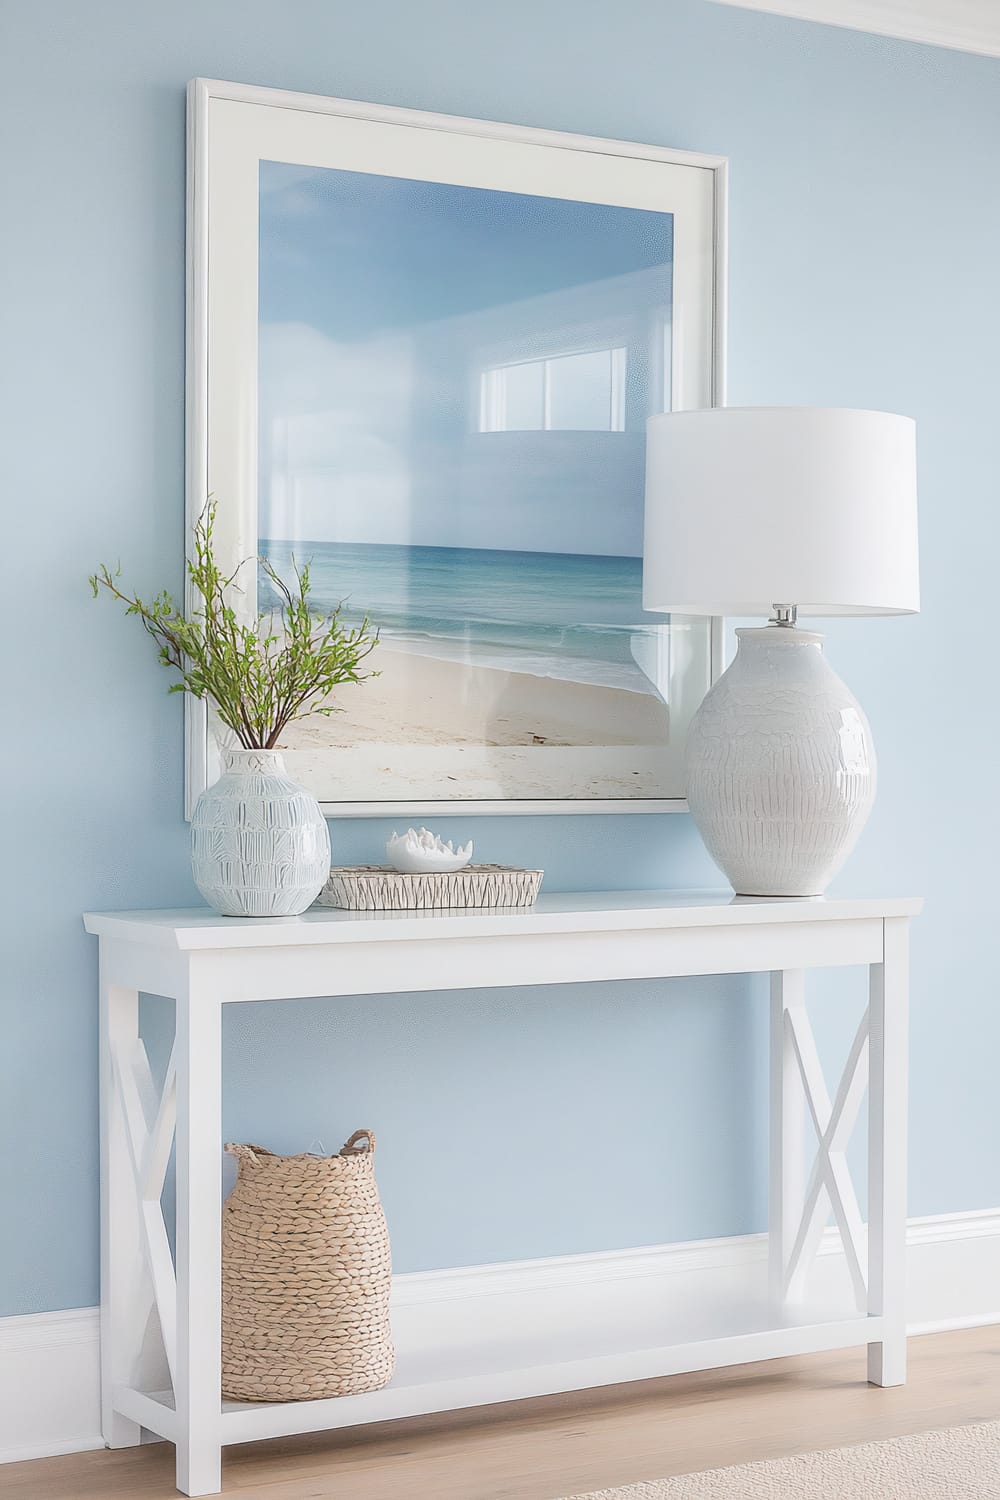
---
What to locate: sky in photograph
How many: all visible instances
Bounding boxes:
[258,161,673,554]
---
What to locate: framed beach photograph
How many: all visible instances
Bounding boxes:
[186,80,727,815]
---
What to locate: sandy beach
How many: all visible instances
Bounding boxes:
[277,645,670,751]
[274,645,678,802]
[281,741,683,802]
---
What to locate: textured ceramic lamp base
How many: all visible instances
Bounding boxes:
[685,628,876,898]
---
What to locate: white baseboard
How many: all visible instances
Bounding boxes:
[4,1209,998,1466]
[0,1306,103,1464]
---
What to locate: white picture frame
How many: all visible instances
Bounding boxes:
[186,78,728,818]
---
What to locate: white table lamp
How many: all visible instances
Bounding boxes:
[644,407,919,897]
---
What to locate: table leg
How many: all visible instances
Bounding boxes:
[174,980,223,1496]
[867,917,909,1386]
[99,971,143,1449]
[768,970,806,1310]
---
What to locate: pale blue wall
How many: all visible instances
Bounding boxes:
[3,0,999,1316]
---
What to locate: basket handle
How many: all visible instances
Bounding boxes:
[340,1128,375,1156]
[225,1142,272,1167]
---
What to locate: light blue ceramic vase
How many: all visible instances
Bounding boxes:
[191,748,330,916]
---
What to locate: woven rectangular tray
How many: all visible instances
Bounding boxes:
[314,864,544,912]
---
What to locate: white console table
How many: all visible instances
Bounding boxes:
[84,891,919,1497]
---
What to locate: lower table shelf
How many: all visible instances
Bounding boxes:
[114,1255,882,1448]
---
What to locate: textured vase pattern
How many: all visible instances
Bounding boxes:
[685,629,876,898]
[191,749,331,917]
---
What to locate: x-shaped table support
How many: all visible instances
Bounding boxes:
[111,1032,178,1389]
[769,939,909,1388]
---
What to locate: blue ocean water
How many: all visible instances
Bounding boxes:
[258,540,665,694]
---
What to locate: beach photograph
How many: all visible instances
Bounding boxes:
[256,159,698,803]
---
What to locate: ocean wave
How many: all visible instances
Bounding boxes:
[257,542,666,692]
[259,589,665,635]
[383,632,660,695]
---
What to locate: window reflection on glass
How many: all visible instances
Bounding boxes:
[481,347,626,433]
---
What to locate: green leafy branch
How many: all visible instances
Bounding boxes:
[90,500,379,749]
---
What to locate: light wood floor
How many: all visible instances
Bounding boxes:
[6,1327,1000,1500]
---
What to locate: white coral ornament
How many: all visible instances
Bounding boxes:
[385,827,473,873]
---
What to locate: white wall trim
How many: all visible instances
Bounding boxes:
[905,1207,1000,1244]
[708,1,1000,59]
[0,1306,103,1464]
[4,1209,999,1466]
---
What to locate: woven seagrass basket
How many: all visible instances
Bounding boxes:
[222,1130,394,1402]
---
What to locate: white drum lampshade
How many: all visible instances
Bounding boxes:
[644,407,919,897]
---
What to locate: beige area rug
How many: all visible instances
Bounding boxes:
[563,1420,1000,1499]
